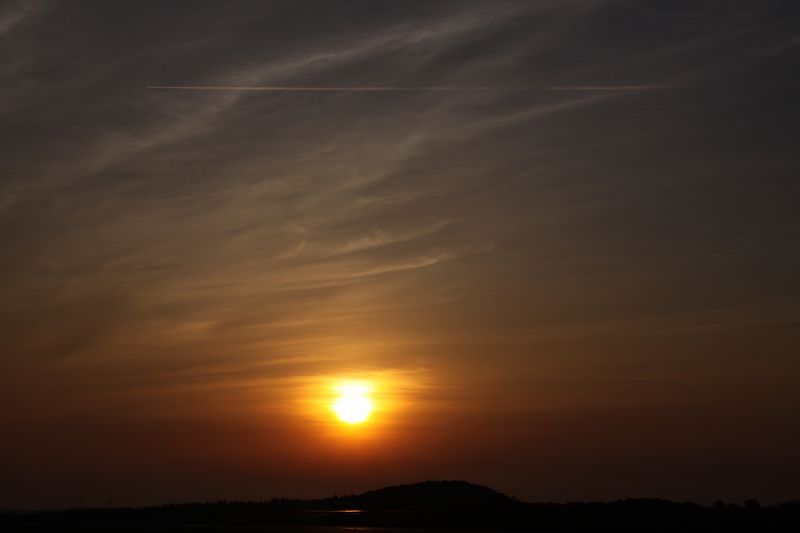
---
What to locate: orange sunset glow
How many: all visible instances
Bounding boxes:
[332,382,374,424]
[2,1,799,524]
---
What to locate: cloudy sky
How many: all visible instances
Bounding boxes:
[1,0,799,508]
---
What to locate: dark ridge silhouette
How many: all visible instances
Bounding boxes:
[314,480,518,511]
[1,480,798,531]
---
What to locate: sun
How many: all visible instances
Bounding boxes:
[332,383,373,424]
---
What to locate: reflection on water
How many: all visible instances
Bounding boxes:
[253,514,488,533]
[308,509,365,513]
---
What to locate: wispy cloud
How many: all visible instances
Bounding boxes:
[0,0,40,36]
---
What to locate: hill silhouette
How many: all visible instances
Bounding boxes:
[1,480,798,531]
[313,480,518,511]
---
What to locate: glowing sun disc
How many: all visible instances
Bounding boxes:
[332,393,373,424]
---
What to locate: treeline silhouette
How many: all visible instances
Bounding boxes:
[2,480,799,531]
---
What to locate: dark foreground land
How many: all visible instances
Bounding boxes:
[3,481,799,532]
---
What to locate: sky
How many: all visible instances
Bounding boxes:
[1,0,799,509]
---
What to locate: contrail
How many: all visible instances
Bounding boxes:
[546,85,678,91]
[145,85,676,92]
